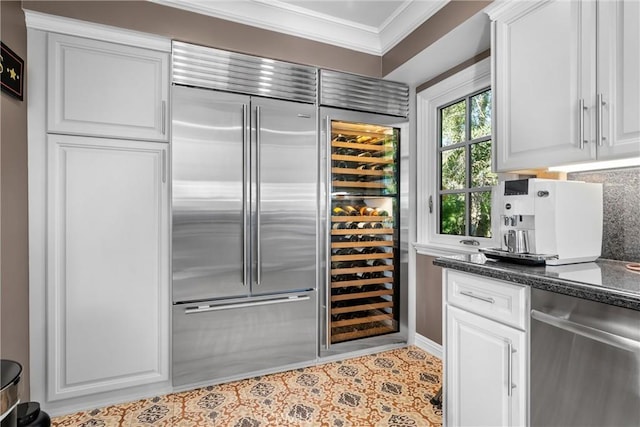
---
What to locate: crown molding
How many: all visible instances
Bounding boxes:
[23,10,171,52]
[150,0,449,56]
[379,0,449,54]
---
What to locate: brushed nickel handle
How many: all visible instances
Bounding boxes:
[597,93,607,147]
[579,98,587,150]
[242,104,250,287]
[161,149,166,183]
[256,105,262,286]
[161,100,166,135]
[460,291,495,304]
[507,342,516,397]
[185,295,311,314]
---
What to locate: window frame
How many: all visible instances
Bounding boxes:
[416,57,499,254]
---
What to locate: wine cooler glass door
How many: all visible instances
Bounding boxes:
[326,116,403,348]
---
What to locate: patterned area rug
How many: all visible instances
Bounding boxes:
[52,346,442,426]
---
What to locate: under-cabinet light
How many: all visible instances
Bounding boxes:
[548,157,640,172]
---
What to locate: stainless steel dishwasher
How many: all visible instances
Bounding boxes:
[530,288,640,426]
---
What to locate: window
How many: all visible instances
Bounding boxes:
[417,57,499,252]
[438,89,496,237]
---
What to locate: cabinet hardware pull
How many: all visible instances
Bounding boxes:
[242,104,249,287]
[161,101,166,135]
[459,239,479,246]
[184,295,311,314]
[597,93,606,147]
[460,291,495,304]
[579,98,587,150]
[429,195,433,214]
[256,105,262,286]
[161,149,166,183]
[507,343,516,397]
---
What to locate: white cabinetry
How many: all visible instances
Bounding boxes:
[489,0,639,172]
[443,270,528,427]
[26,18,172,413]
[48,33,169,142]
[47,134,169,400]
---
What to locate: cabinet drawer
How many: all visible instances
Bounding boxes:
[172,291,317,387]
[445,271,528,329]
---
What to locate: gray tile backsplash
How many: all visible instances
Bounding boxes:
[568,167,640,262]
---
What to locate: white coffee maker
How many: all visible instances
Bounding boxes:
[481,178,603,265]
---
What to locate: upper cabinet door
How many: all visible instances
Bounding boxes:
[47,33,169,142]
[597,0,640,160]
[492,1,596,171]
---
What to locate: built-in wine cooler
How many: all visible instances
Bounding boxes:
[328,121,400,344]
[319,69,409,355]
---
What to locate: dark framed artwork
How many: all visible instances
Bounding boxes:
[1,42,24,101]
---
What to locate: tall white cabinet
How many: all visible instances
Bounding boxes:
[443,270,528,427]
[47,135,169,400]
[27,14,171,413]
[489,0,639,172]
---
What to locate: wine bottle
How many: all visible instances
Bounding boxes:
[332,222,347,230]
[333,206,348,216]
[359,206,375,216]
[357,222,373,229]
[371,222,384,229]
[344,205,359,215]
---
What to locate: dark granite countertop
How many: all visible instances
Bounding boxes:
[433,254,640,311]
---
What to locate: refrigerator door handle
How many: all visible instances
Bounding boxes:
[242,103,249,287]
[184,295,311,314]
[256,105,262,286]
[324,115,332,350]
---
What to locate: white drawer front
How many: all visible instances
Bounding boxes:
[446,271,528,329]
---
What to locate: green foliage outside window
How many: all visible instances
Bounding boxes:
[439,89,496,238]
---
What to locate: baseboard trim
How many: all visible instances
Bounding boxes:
[414,333,442,359]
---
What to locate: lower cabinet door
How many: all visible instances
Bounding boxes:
[47,134,169,401]
[172,291,317,387]
[445,305,526,427]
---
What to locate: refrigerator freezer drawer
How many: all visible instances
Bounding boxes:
[172,292,317,387]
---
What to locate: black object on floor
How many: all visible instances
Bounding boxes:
[16,403,50,427]
[430,386,442,409]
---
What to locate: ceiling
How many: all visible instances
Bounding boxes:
[150,0,449,55]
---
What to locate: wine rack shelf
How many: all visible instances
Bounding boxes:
[331,228,393,235]
[331,277,392,288]
[332,324,395,343]
[331,252,392,262]
[331,311,392,328]
[331,265,394,275]
[331,167,387,177]
[332,141,387,152]
[332,215,391,222]
[333,181,388,189]
[331,240,393,249]
[332,300,393,315]
[331,154,394,165]
[331,288,393,301]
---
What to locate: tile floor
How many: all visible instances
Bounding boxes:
[52,346,442,426]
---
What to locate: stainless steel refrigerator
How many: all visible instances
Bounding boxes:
[318,70,410,357]
[170,42,318,387]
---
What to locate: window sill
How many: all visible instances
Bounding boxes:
[412,241,479,258]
